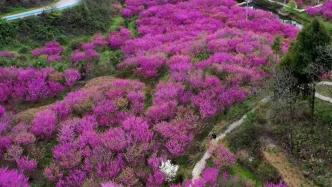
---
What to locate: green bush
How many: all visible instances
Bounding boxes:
[32,58,48,68]
[0,58,15,67]
[109,50,124,66]
[109,16,125,32]
[256,162,280,183]
[68,37,88,51]
[0,19,17,48]
[126,17,139,37]
[194,51,211,62]
[2,0,116,49]
[18,45,29,54]
[52,63,69,72]
[55,0,116,34]
[227,112,261,153]
[90,51,115,77]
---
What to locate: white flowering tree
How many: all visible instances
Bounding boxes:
[159,160,179,182]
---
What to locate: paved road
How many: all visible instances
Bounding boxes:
[2,0,81,21]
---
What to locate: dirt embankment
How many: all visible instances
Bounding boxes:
[262,146,317,187]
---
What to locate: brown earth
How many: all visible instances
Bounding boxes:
[263,146,317,187]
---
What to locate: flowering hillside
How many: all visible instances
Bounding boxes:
[306,1,332,20]
[0,0,300,186]
[117,0,298,118]
[0,68,80,104]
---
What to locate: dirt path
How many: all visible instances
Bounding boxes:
[263,146,317,187]
[192,81,331,180]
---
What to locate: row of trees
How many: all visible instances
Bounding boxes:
[0,0,117,49]
[271,19,331,186]
[0,0,53,12]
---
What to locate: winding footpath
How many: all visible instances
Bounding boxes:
[316,81,332,104]
[317,81,332,86]
[2,0,81,21]
[192,97,271,180]
[192,82,332,179]
[315,93,332,104]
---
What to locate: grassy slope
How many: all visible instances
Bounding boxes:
[233,98,332,186]
[230,164,263,186]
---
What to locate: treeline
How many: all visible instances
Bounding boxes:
[0,0,117,49]
[271,19,332,186]
[0,0,54,12]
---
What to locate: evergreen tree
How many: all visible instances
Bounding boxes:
[282,19,331,84]
[281,19,331,117]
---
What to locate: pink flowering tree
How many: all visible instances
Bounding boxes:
[0,168,29,187]
[0,67,80,104]
[32,41,64,63]
[306,1,332,20]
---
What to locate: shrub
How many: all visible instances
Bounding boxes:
[256,162,280,183]
[0,19,17,48]
[0,67,80,103]
[227,112,261,153]
[0,168,29,187]
[31,110,57,139]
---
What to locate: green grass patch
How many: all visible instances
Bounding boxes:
[126,16,139,37]
[315,99,332,124]
[109,16,125,32]
[230,164,263,187]
[223,96,259,122]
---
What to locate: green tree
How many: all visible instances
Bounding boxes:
[281,19,331,118]
[0,19,17,48]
